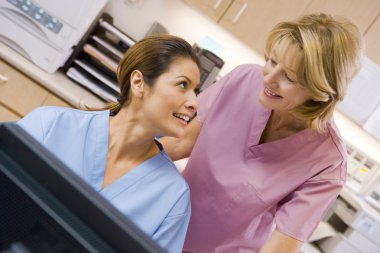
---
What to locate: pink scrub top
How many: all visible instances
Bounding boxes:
[182,64,347,253]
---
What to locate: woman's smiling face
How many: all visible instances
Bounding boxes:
[142,57,200,138]
[259,43,313,112]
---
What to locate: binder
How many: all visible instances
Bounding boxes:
[74,59,119,93]
[99,18,135,47]
[91,35,124,59]
[63,13,135,102]
[67,66,118,102]
[83,43,118,73]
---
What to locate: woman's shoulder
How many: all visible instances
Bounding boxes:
[227,64,263,79]
[30,106,109,123]
[325,120,347,161]
[158,160,191,216]
[145,149,190,215]
[31,106,109,116]
[304,121,347,182]
[18,106,110,138]
[235,63,263,72]
[304,119,346,158]
[154,146,190,190]
[221,64,264,91]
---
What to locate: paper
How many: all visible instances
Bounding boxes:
[337,57,380,125]
[308,221,338,242]
[83,43,119,73]
[67,67,117,102]
[99,19,135,47]
[74,59,119,92]
[363,103,380,140]
[91,35,124,59]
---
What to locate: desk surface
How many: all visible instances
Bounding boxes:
[0,42,105,108]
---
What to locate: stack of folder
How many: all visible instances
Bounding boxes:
[64,13,135,102]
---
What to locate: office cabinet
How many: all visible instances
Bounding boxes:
[0,59,70,121]
[184,0,380,58]
[183,0,312,55]
[365,16,380,66]
[303,0,380,66]
[183,0,234,22]
[302,0,380,33]
[219,0,312,55]
[42,94,71,108]
[0,104,20,122]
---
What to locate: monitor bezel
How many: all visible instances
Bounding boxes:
[0,123,165,253]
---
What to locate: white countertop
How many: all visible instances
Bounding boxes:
[0,42,105,108]
[334,110,380,164]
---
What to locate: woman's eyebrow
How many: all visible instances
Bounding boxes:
[177,75,192,83]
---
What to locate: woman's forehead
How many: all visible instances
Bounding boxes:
[272,39,303,73]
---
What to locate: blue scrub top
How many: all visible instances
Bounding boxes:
[18,106,191,253]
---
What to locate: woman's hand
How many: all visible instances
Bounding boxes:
[259,230,303,253]
[160,116,201,161]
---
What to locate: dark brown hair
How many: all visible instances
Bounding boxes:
[101,34,200,115]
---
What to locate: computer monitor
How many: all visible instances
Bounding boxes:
[0,123,165,253]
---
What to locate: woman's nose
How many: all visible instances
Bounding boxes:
[263,66,281,85]
[185,91,198,113]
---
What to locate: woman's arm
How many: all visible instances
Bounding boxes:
[160,116,201,161]
[259,230,302,253]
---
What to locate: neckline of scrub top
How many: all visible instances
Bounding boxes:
[247,107,324,158]
[86,111,166,194]
[99,151,168,200]
[84,110,111,191]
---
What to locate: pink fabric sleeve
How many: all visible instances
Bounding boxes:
[274,170,345,241]
[196,68,234,124]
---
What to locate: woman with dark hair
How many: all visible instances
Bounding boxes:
[18,34,201,253]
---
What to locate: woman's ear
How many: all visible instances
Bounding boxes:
[130,70,145,98]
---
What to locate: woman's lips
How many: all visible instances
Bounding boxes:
[264,87,282,99]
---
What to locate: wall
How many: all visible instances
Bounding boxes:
[103,0,265,76]
[103,0,380,165]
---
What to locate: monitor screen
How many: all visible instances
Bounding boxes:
[0,123,165,253]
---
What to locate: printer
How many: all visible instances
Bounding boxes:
[0,0,108,73]
[316,187,380,253]
[193,44,224,94]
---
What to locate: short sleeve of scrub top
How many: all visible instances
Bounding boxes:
[16,106,55,142]
[275,165,345,240]
[196,67,236,124]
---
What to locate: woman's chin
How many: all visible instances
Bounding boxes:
[163,129,186,139]
[258,95,271,109]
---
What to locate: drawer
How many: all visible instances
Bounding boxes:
[0,59,49,116]
[42,93,71,107]
[0,103,20,122]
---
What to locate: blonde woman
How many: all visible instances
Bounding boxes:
[162,13,364,253]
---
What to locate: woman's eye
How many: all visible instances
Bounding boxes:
[285,73,295,83]
[178,82,187,89]
[269,58,277,66]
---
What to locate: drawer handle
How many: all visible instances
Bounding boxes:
[213,0,223,9]
[232,2,248,23]
[0,74,8,84]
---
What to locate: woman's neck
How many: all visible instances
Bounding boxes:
[270,110,307,132]
[259,110,308,144]
[108,107,159,161]
[102,107,160,189]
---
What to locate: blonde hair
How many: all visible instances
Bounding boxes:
[265,13,364,132]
